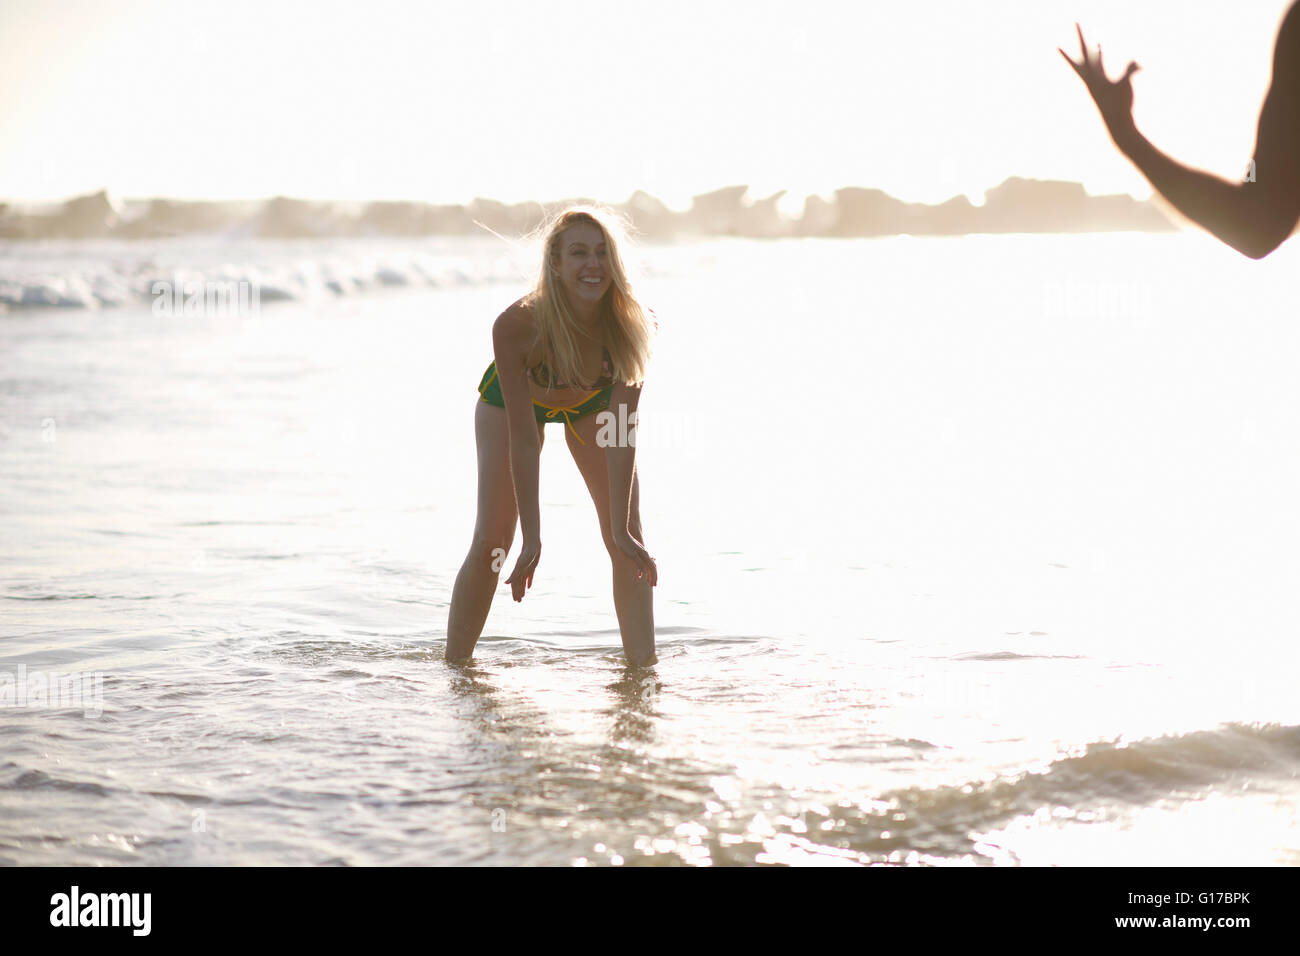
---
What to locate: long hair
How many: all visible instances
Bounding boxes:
[524,204,655,388]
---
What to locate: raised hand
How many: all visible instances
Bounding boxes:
[1060,23,1142,148]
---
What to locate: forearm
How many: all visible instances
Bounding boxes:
[510,438,541,542]
[1119,127,1289,259]
[606,443,635,532]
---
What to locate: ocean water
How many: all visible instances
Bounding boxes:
[2,232,1299,866]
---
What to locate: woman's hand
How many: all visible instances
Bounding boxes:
[613,529,657,586]
[505,539,541,602]
[1060,23,1142,150]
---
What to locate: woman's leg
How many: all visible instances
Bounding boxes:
[564,412,656,667]
[446,400,543,661]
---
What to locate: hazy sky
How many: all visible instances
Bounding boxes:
[0,0,1291,210]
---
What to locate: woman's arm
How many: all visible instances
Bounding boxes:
[605,380,656,585]
[1062,8,1300,259]
[493,304,542,600]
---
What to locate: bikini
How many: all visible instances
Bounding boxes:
[477,346,615,445]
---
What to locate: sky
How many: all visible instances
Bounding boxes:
[0,0,1292,211]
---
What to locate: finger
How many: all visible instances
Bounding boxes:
[1075,23,1088,63]
[618,538,656,584]
[624,545,647,581]
[638,548,658,586]
[1097,44,1105,76]
[508,554,535,583]
[1123,60,1141,82]
[1058,48,1085,80]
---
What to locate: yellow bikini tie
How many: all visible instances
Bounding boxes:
[535,390,602,445]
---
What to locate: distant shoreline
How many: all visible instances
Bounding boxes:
[0,178,1176,241]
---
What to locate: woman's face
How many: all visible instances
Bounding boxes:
[553,221,612,309]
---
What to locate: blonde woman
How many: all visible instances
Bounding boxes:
[447,206,659,666]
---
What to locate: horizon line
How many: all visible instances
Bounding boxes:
[1,175,1154,213]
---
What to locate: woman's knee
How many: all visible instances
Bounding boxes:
[468,529,515,570]
[598,534,640,578]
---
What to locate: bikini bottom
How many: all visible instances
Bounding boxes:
[477,360,613,445]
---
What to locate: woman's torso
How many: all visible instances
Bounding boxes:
[516,306,614,405]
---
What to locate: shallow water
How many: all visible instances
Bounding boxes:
[3,233,1299,865]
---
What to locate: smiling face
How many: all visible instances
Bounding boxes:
[551,220,612,310]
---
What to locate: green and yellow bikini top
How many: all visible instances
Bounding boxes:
[528,345,615,390]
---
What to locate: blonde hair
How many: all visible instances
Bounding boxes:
[524,204,655,388]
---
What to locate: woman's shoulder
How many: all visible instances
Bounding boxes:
[493,298,545,365]
[493,297,539,339]
[497,296,539,324]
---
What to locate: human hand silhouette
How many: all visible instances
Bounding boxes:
[1060,23,1142,149]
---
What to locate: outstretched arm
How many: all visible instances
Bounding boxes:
[1061,8,1300,259]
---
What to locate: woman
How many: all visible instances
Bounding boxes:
[446,206,659,666]
[1061,4,1300,259]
